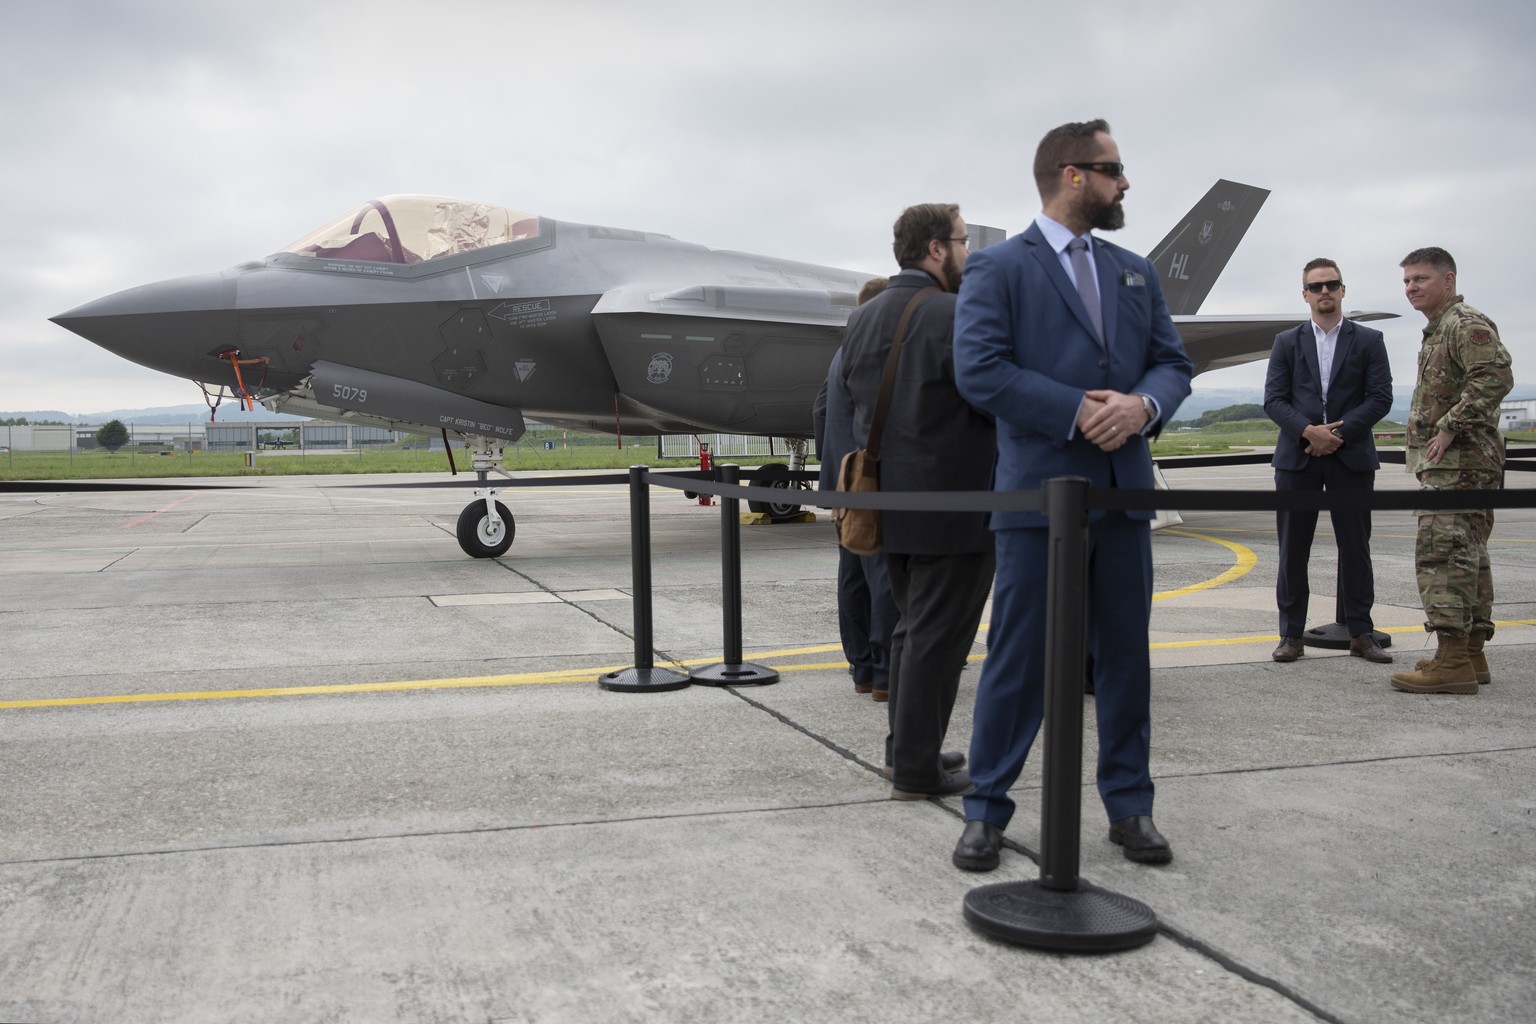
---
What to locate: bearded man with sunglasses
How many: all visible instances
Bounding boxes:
[1263,258,1394,664]
[951,120,1191,870]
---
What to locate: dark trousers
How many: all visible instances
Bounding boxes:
[836,547,898,690]
[1275,460,1376,638]
[883,548,994,789]
[964,514,1154,829]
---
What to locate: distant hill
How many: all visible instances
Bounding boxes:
[1167,385,1481,427]
[0,404,305,425]
[8,385,1536,431]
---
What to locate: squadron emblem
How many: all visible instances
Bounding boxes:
[647,352,674,384]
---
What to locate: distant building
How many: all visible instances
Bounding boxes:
[1500,399,1536,432]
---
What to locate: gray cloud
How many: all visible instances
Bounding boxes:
[6,0,1534,413]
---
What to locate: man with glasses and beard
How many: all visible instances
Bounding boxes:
[1264,259,1394,665]
[839,203,996,800]
[951,120,1191,870]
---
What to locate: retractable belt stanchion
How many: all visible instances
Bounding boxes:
[962,476,1158,953]
[690,463,779,686]
[599,465,690,692]
[1304,589,1391,651]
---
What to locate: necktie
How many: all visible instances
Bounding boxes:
[1068,237,1104,344]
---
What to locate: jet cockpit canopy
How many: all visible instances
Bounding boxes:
[281,195,540,265]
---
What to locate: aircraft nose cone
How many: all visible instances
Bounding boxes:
[51,272,237,377]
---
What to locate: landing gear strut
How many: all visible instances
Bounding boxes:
[456,435,516,558]
[747,438,810,522]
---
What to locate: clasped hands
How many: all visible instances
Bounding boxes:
[1078,390,1149,452]
[1302,421,1345,457]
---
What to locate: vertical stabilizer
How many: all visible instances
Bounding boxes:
[1145,179,1269,315]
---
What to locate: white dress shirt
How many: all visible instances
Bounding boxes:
[1312,318,1342,418]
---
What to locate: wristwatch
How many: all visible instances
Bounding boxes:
[1135,393,1156,425]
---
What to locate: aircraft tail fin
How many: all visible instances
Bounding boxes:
[1146,179,1269,315]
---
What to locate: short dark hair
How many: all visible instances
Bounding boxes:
[1033,119,1111,199]
[1400,247,1456,274]
[857,276,889,305]
[1303,257,1340,283]
[892,204,960,269]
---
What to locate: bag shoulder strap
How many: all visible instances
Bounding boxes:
[865,285,939,462]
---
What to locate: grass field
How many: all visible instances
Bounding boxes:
[0,419,1442,482]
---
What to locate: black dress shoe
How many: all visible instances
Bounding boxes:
[882,751,965,779]
[891,768,974,801]
[953,820,1004,871]
[1108,815,1173,864]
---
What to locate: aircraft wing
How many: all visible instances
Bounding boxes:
[1176,311,1398,376]
[588,284,859,436]
[592,283,859,326]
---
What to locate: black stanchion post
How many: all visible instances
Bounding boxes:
[962,476,1158,953]
[1038,476,1090,891]
[691,463,780,686]
[599,465,690,693]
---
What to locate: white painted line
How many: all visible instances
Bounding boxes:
[430,589,629,607]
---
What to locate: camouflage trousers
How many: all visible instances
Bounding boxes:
[1414,471,1499,636]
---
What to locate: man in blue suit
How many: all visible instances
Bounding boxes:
[951,119,1192,870]
[1263,259,1394,664]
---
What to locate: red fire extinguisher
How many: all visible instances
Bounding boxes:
[697,442,714,505]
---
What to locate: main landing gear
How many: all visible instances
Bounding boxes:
[745,437,811,522]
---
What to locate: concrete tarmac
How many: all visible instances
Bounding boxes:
[0,463,1532,1023]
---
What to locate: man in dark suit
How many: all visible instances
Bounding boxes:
[841,203,996,800]
[1263,258,1394,664]
[951,120,1192,869]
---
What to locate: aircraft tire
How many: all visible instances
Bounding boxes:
[457,500,515,558]
[747,463,803,521]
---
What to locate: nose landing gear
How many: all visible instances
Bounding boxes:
[455,435,516,558]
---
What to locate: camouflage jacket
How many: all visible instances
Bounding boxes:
[1407,296,1513,477]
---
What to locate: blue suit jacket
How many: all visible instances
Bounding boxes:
[953,222,1192,528]
[1263,319,1392,474]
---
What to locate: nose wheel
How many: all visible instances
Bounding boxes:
[457,498,515,558]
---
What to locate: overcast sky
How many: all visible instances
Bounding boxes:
[5,0,1533,416]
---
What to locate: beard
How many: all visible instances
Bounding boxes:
[940,245,964,293]
[1084,190,1126,232]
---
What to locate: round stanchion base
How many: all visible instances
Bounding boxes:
[1303,622,1390,650]
[689,662,780,687]
[598,666,691,692]
[962,879,1158,953]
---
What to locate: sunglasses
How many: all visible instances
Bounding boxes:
[1058,161,1125,179]
[1305,279,1344,294]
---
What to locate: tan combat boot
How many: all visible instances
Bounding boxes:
[1392,632,1478,695]
[1467,627,1492,685]
[1412,633,1450,674]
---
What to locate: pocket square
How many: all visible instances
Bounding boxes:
[1121,270,1146,287]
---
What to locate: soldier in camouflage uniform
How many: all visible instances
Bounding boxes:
[1390,247,1513,696]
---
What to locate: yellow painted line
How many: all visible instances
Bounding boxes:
[0,666,632,709]
[1149,619,1536,650]
[11,616,1536,710]
[1154,529,1257,601]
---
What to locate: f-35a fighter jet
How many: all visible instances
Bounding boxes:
[51,182,1393,557]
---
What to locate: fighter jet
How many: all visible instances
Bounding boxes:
[51,182,1394,557]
